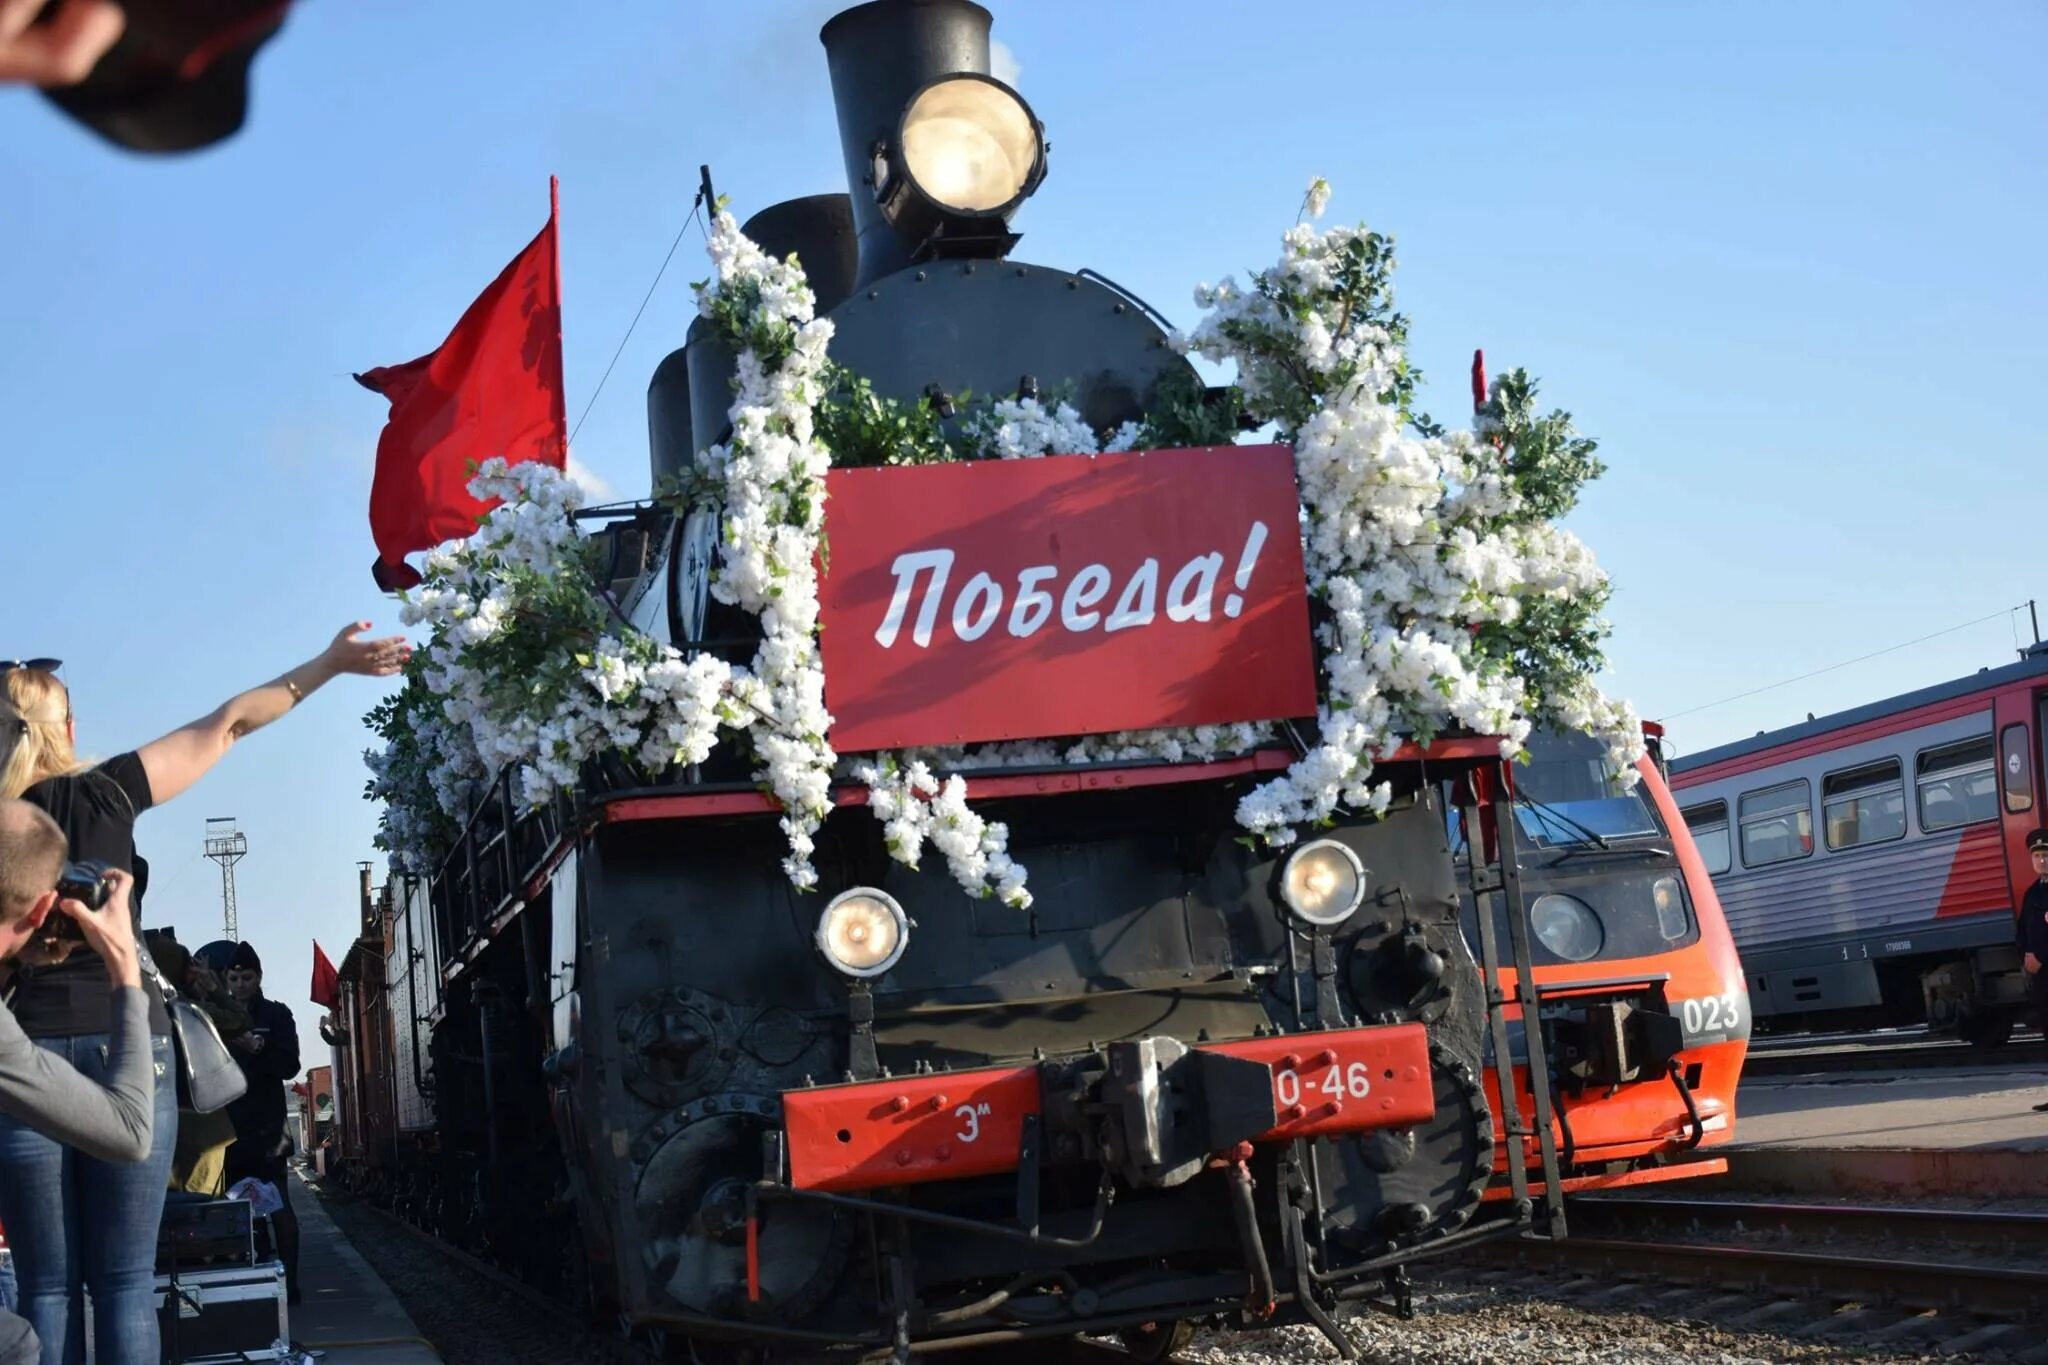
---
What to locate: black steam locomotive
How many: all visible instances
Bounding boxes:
[340,2,1573,1358]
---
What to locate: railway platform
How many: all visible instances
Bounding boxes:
[284,1169,442,1364]
[1719,1052,2048,1197]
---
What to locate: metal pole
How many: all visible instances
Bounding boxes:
[1461,788,1530,1218]
[1492,770,1567,1240]
[2031,599,2040,648]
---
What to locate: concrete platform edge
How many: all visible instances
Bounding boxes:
[1715,1146,2048,1198]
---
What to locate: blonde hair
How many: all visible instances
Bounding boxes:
[0,670,84,801]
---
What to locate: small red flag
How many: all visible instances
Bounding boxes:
[357,178,568,591]
[1470,348,1487,414]
[310,940,340,1011]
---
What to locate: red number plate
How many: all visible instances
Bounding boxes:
[1205,1023,1437,1140]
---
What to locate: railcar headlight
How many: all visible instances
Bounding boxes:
[1530,893,1604,963]
[1279,840,1367,928]
[817,888,909,979]
[1651,875,1688,941]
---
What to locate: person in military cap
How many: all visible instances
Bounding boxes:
[2018,829,2048,1112]
[211,941,302,1301]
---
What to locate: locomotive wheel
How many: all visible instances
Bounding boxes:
[1119,1319,1196,1362]
[1312,1041,1492,1255]
[633,1095,848,1322]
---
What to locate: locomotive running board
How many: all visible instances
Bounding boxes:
[782,1023,1437,1193]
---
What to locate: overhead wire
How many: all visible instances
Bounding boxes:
[567,193,708,447]
[1655,605,2026,723]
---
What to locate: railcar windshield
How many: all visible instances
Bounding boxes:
[1447,728,1662,854]
[1511,729,1662,847]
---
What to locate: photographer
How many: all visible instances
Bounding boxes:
[0,801,155,1365]
[0,623,405,1365]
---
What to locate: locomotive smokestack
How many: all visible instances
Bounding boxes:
[821,0,1045,289]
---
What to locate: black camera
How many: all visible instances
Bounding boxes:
[55,859,115,910]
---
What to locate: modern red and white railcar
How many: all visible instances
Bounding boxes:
[1669,645,2048,1042]
[1459,727,1747,1204]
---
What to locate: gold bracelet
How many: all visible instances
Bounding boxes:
[284,676,304,705]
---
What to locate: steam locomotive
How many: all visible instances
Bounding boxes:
[326,2,1745,1358]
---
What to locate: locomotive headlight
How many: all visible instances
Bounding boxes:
[1279,840,1367,928]
[817,888,909,978]
[1530,893,1605,963]
[900,75,1042,213]
[878,73,1047,236]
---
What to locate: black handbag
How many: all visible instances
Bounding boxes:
[144,960,248,1114]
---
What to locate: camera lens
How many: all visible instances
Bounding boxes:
[56,861,112,910]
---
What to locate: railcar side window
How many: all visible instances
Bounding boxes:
[1822,759,1906,850]
[1917,736,1998,832]
[1738,781,1812,867]
[2001,724,2034,814]
[1681,800,1731,875]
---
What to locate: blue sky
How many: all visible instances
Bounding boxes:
[3,0,2041,1069]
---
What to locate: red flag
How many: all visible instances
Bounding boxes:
[310,940,340,1011]
[357,178,568,590]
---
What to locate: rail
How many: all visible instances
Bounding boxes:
[1488,1234,2048,1320]
[1482,1195,2048,1324]
[1569,1195,2048,1251]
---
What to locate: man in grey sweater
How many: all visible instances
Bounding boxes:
[0,799,155,1365]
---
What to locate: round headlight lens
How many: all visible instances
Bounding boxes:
[1279,840,1367,927]
[901,75,1041,214]
[817,888,909,978]
[1651,875,1688,941]
[1529,893,1604,963]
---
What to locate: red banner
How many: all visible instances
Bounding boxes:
[818,445,1318,752]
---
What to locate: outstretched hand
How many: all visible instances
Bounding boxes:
[0,0,123,86]
[322,622,412,679]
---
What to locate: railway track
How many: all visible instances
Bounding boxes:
[1469,1194,2048,1358]
[1570,1195,2048,1252]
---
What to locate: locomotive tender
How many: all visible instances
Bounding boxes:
[329,2,1745,1357]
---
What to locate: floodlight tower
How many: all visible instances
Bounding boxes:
[203,817,249,941]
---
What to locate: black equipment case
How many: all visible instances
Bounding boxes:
[157,1197,255,1272]
[148,1260,289,1364]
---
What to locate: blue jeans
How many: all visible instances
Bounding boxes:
[0,1035,176,1365]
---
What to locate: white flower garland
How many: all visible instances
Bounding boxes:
[1182,185,1642,844]
[691,211,841,887]
[377,460,746,868]
[369,179,1642,896]
[852,758,1031,908]
[961,395,1143,460]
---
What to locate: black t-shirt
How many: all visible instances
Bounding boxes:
[16,753,172,1037]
